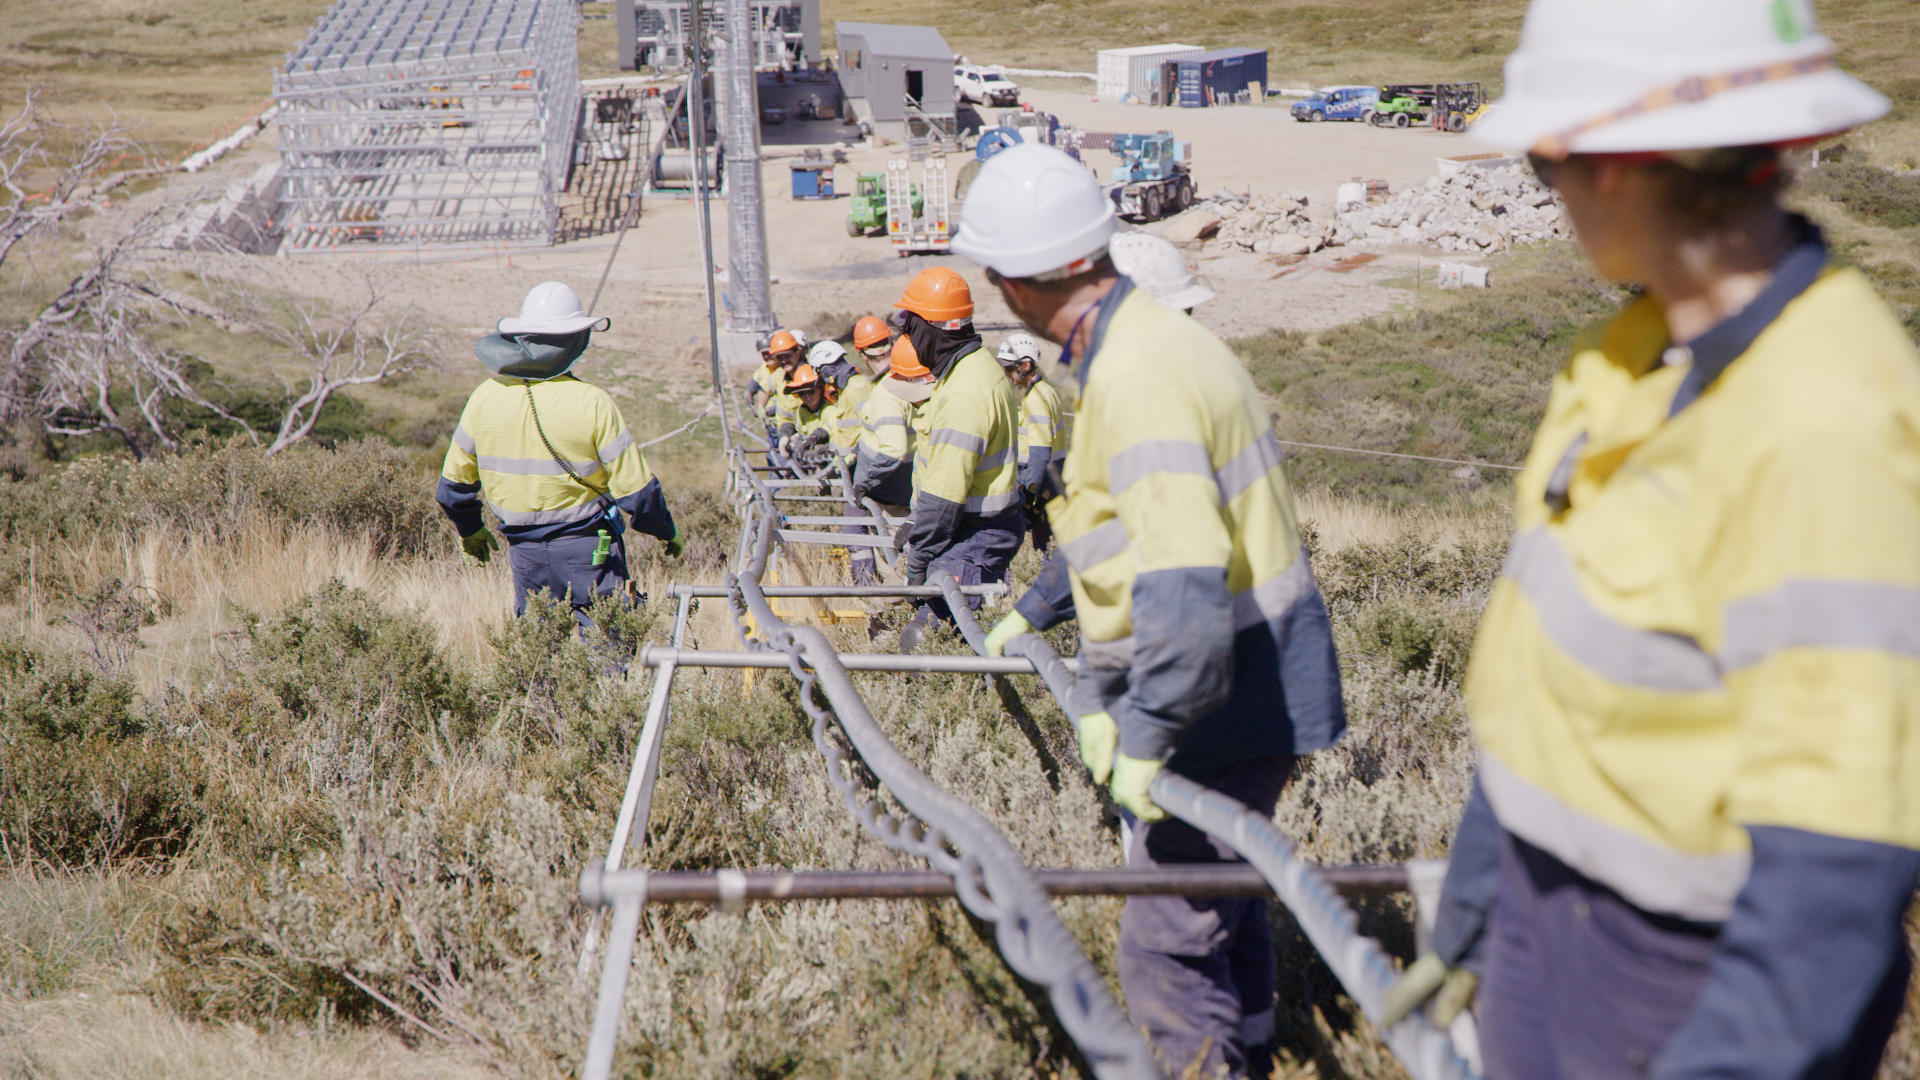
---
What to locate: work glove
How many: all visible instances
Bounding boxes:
[983,610,1032,657]
[1380,953,1478,1027]
[1109,753,1167,822]
[460,527,498,564]
[663,528,684,559]
[802,427,829,448]
[904,564,926,587]
[1076,710,1118,784]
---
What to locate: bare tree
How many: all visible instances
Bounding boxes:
[0,88,140,276]
[246,275,440,454]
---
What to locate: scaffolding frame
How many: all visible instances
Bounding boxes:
[272,0,580,250]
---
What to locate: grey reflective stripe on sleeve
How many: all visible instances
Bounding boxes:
[483,499,606,527]
[865,415,908,430]
[1108,438,1214,496]
[451,425,477,454]
[476,454,605,477]
[964,490,1022,514]
[929,427,987,454]
[1720,580,1920,670]
[1506,528,1723,693]
[597,428,636,464]
[1027,413,1051,424]
[1061,518,1130,572]
[837,416,863,428]
[1231,551,1315,631]
[1479,752,1750,922]
[973,446,1016,472]
[1215,430,1285,503]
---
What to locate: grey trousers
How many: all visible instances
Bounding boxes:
[508,532,629,620]
[1119,755,1293,1080]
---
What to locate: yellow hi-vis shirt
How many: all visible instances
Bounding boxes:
[1050,280,1345,770]
[900,345,1024,576]
[439,374,671,542]
[851,378,924,506]
[1467,262,1920,923]
[839,371,875,418]
[753,364,785,397]
[1018,378,1069,488]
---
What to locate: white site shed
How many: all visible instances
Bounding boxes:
[1096,43,1204,104]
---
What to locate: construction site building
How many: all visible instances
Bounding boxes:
[1095,43,1204,105]
[272,0,580,250]
[833,22,956,144]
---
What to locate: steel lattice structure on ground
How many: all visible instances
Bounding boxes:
[272,0,580,250]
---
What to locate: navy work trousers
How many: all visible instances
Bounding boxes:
[922,508,1024,618]
[507,531,629,620]
[1479,830,1912,1079]
[1119,755,1293,1080]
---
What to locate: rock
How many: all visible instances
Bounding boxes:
[1252,238,1273,254]
[1270,233,1311,256]
[1160,209,1223,244]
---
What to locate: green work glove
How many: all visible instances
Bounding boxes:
[1380,953,1479,1027]
[1076,710,1119,784]
[460,527,498,564]
[663,529,683,558]
[983,610,1031,657]
[1109,753,1167,822]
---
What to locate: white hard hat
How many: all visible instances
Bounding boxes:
[1472,0,1888,156]
[952,143,1116,280]
[996,332,1043,367]
[1109,232,1216,310]
[807,340,847,367]
[498,281,609,335]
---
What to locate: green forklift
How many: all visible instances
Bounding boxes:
[847,172,923,237]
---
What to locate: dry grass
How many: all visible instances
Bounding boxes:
[1294,487,1510,557]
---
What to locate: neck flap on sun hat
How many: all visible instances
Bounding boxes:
[474,331,592,381]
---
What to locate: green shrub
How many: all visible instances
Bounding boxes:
[1798,157,1920,231]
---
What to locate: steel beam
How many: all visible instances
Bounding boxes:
[642,647,1037,674]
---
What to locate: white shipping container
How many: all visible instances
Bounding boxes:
[1095,43,1205,103]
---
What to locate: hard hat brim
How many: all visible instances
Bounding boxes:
[498,314,610,335]
[1470,67,1888,154]
[953,206,1116,280]
[1161,279,1216,310]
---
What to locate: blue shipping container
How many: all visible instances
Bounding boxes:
[1175,48,1268,108]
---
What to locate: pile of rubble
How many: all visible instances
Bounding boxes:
[1162,163,1573,255]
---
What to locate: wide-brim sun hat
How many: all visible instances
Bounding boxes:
[1470,0,1887,156]
[497,281,611,336]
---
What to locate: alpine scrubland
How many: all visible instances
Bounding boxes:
[7,0,1920,1075]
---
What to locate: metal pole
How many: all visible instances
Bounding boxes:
[719,0,774,334]
[670,584,1006,599]
[642,647,1039,675]
[580,864,1414,904]
[580,895,643,1080]
[686,0,735,457]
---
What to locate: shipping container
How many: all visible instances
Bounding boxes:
[1174,48,1268,108]
[1095,43,1204,104]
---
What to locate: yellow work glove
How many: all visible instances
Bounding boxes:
[1076,710,1118,784]
[663,528,684,558]
[983,610,1031,657]
[1380,953,1478,1027]
[460,527,498,564]
[1109,754,1167,822]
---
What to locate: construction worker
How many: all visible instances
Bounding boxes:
[846,336,936,584]
[807,339,872,448]
[438,281,681,619]
[762,329,807,426]
[996,332,1067,550]
[956,144,1346,1080]
[748,332,785,414]
[851,335,934,511]
[1109,232,1216,314]
[852,314,894,378]
[1383,3,1919,1078]
[891,266,1024,643]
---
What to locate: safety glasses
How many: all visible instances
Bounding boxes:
[1526,151,1560,189]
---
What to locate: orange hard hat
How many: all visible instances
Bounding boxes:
[786,363,822,391]
[769,329,801,354]
[894,266,973,328]
[888,335,931,380]
[853,315,891,350]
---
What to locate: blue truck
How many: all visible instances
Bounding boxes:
[1290,85,1381,122]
